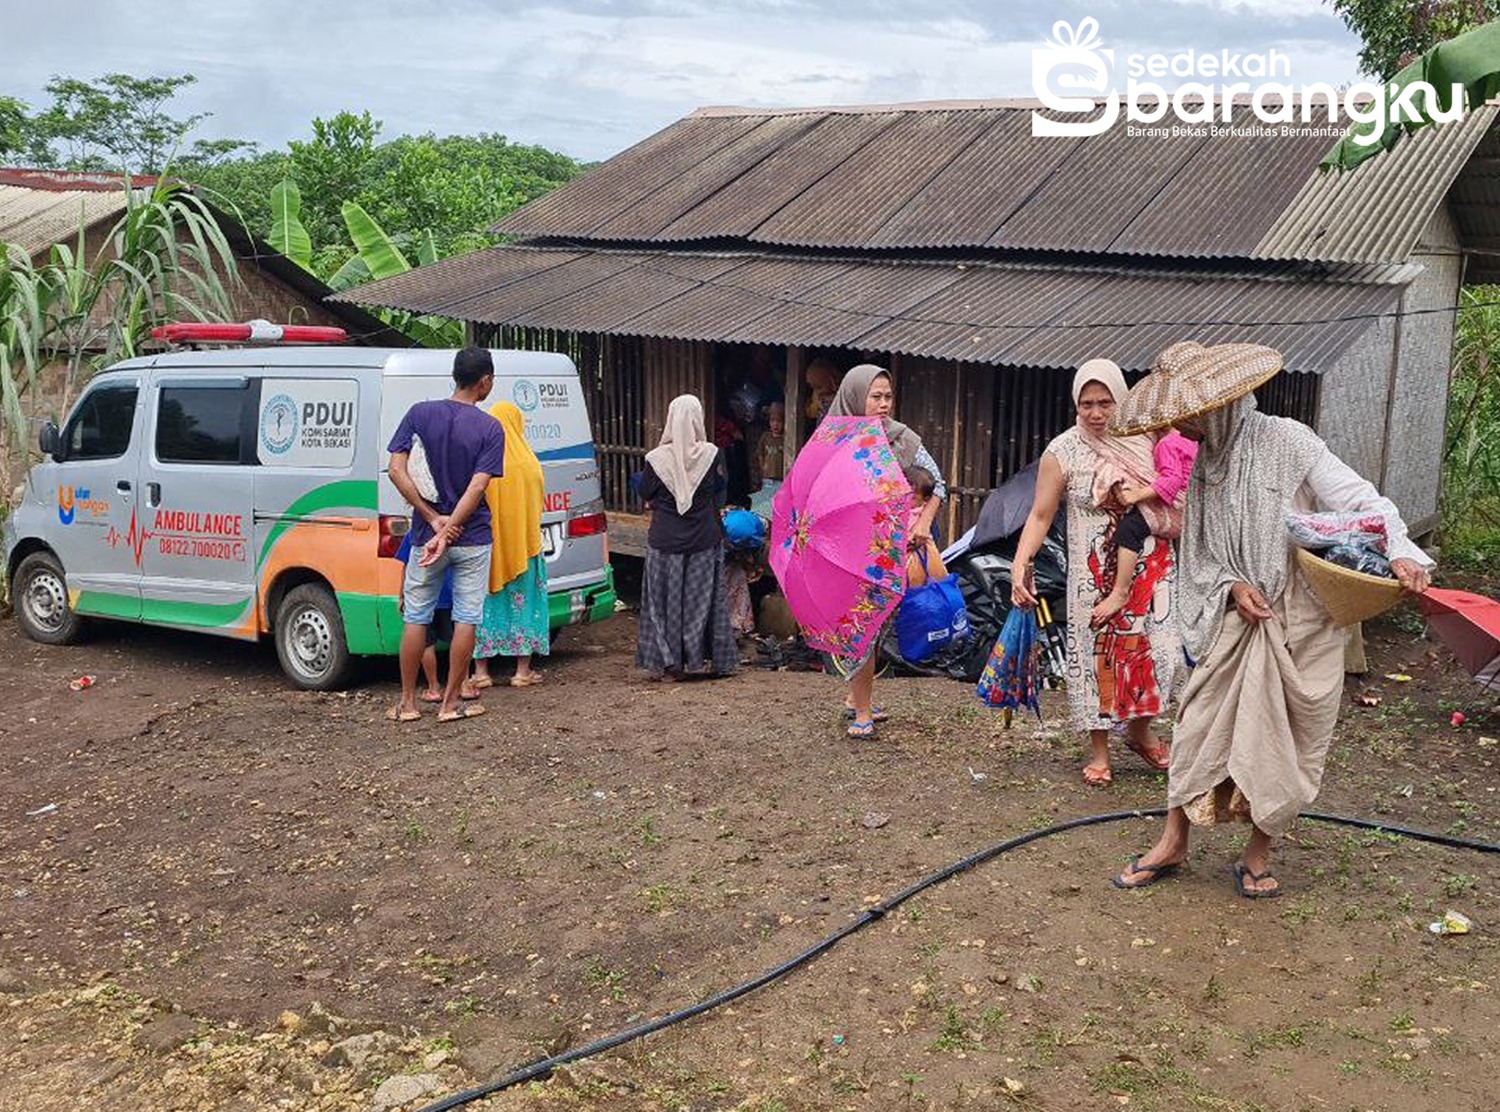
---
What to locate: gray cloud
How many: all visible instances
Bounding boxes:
[1,0,1363,161]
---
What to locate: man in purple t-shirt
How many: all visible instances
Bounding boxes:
[386,348,507,723]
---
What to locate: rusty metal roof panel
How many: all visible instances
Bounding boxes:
[490,115,764,237]
[600,113,825,240]
[340,246,1408,372]
[335,247,590,318]
[1110,129,1332,257]
[718,258,965,345]
[1255,102,1499,262]
[862,112,1079,248]
[748,111,1002,248]
[988,128,1207,252]
[654,112,907,241]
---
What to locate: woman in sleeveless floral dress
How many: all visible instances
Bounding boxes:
[1011,360,1180,785]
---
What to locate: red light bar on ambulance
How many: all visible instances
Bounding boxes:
[150,320,348,345]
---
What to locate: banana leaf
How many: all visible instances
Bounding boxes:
[341,201,410,279]
[268,179,313,268]
[1323,21,1500,171]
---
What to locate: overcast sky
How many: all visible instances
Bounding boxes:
[3,0,1362,162]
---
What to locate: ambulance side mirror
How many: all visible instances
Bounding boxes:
[39,422,62,461]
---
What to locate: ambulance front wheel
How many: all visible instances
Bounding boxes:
[14,551,86,646]
[275,584,354,690]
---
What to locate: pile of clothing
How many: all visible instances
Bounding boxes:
[1285,510,1393,577]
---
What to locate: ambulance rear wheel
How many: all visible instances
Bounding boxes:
[15,551,85,646]
[275,584,353,690]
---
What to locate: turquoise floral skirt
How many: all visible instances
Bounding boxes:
[475,555,551,658]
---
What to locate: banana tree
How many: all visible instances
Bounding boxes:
[265,177,462,347]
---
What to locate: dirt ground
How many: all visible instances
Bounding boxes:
[2,576,1499,1112]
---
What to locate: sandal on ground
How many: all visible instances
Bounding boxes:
[437,703,487,723]
[846,719,878,739]
[460,682,483,701]
[419,691,444,704]
[1111,854,1181,890]
[468,675,495,690]
[1232,862,1283,899]
[385,706,421,723]
[509,672,544,687]
[1125,736,1171,772]
[1082,763,1114,786]
[844,704,889,722]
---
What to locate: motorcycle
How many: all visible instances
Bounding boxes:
[875,460,1070,683]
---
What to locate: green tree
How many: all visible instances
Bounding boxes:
[27,73,216,172]
[1330,0,1498,78]
[0,95,29,157]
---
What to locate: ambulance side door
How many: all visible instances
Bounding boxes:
[136,376,258,636]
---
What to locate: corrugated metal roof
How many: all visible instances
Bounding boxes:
[339,245,1406,373]
[1255,102,1500,263]
[492,99,1494,263]
[0,182,130,256]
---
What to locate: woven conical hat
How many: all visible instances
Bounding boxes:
[1111,342,1283,436]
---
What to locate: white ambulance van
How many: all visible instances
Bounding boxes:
[4,330,616,689]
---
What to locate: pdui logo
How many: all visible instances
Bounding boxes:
[512,379,539,413]
[1031,18,1119,136]
[58,485,77,525]
[57,485,108,525]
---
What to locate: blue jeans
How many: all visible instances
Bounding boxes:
[403,544,490,626]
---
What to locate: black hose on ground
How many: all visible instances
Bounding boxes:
[415,808,1500,1112]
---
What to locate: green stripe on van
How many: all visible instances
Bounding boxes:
[256,479,379,569]
[141,596,253,630]
[74,590,140,620]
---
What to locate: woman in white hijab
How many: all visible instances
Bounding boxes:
[1108,343,1432,897]
[635,395,739,679]
[1011,358,1179,786]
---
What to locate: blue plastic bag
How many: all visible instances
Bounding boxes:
[894,550,970,663]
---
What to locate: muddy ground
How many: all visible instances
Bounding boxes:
[2,577,1499,1112]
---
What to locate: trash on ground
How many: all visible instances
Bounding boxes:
[69,675,96,691]
[1384,673,1412,683]
[967,767,989,783]
[25,803,58,817]
[1356,691,1382,707]
[1429,910,1474,936]
[1452,711,1467,727]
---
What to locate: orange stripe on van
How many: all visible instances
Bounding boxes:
[255,519,379,632]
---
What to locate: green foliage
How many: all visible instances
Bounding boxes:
[0,176,238,453]
[268,180,313,269]
[25,73,212,172]
[1442,285,1500,565]
[1330,0,1498,79]
[0,95,28,157]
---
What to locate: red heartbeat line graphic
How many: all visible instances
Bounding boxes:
[104,507,154,566]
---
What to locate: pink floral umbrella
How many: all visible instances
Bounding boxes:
[770,417,911,663]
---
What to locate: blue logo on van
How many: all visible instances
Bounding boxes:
[260,394,299,455]
[512,379,539,412]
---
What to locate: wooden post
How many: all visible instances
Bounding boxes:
[784,345,805,469]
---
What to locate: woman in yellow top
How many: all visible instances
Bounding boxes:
[471,402,550,687]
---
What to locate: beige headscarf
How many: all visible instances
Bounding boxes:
[825,363,923,469]
[1071,360,1173,530]
[645,395,719,515]
[1176,394,1325,661]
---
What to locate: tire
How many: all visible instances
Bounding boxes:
[14,551,86,645]
[274,584,354,691]
[949,558,1009,682]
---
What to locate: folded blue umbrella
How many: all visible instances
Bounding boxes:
[976,606,1042,725]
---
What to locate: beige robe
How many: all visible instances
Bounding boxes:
[1167,556,1343,838]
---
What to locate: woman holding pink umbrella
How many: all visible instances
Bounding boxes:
[823,364,945,738]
